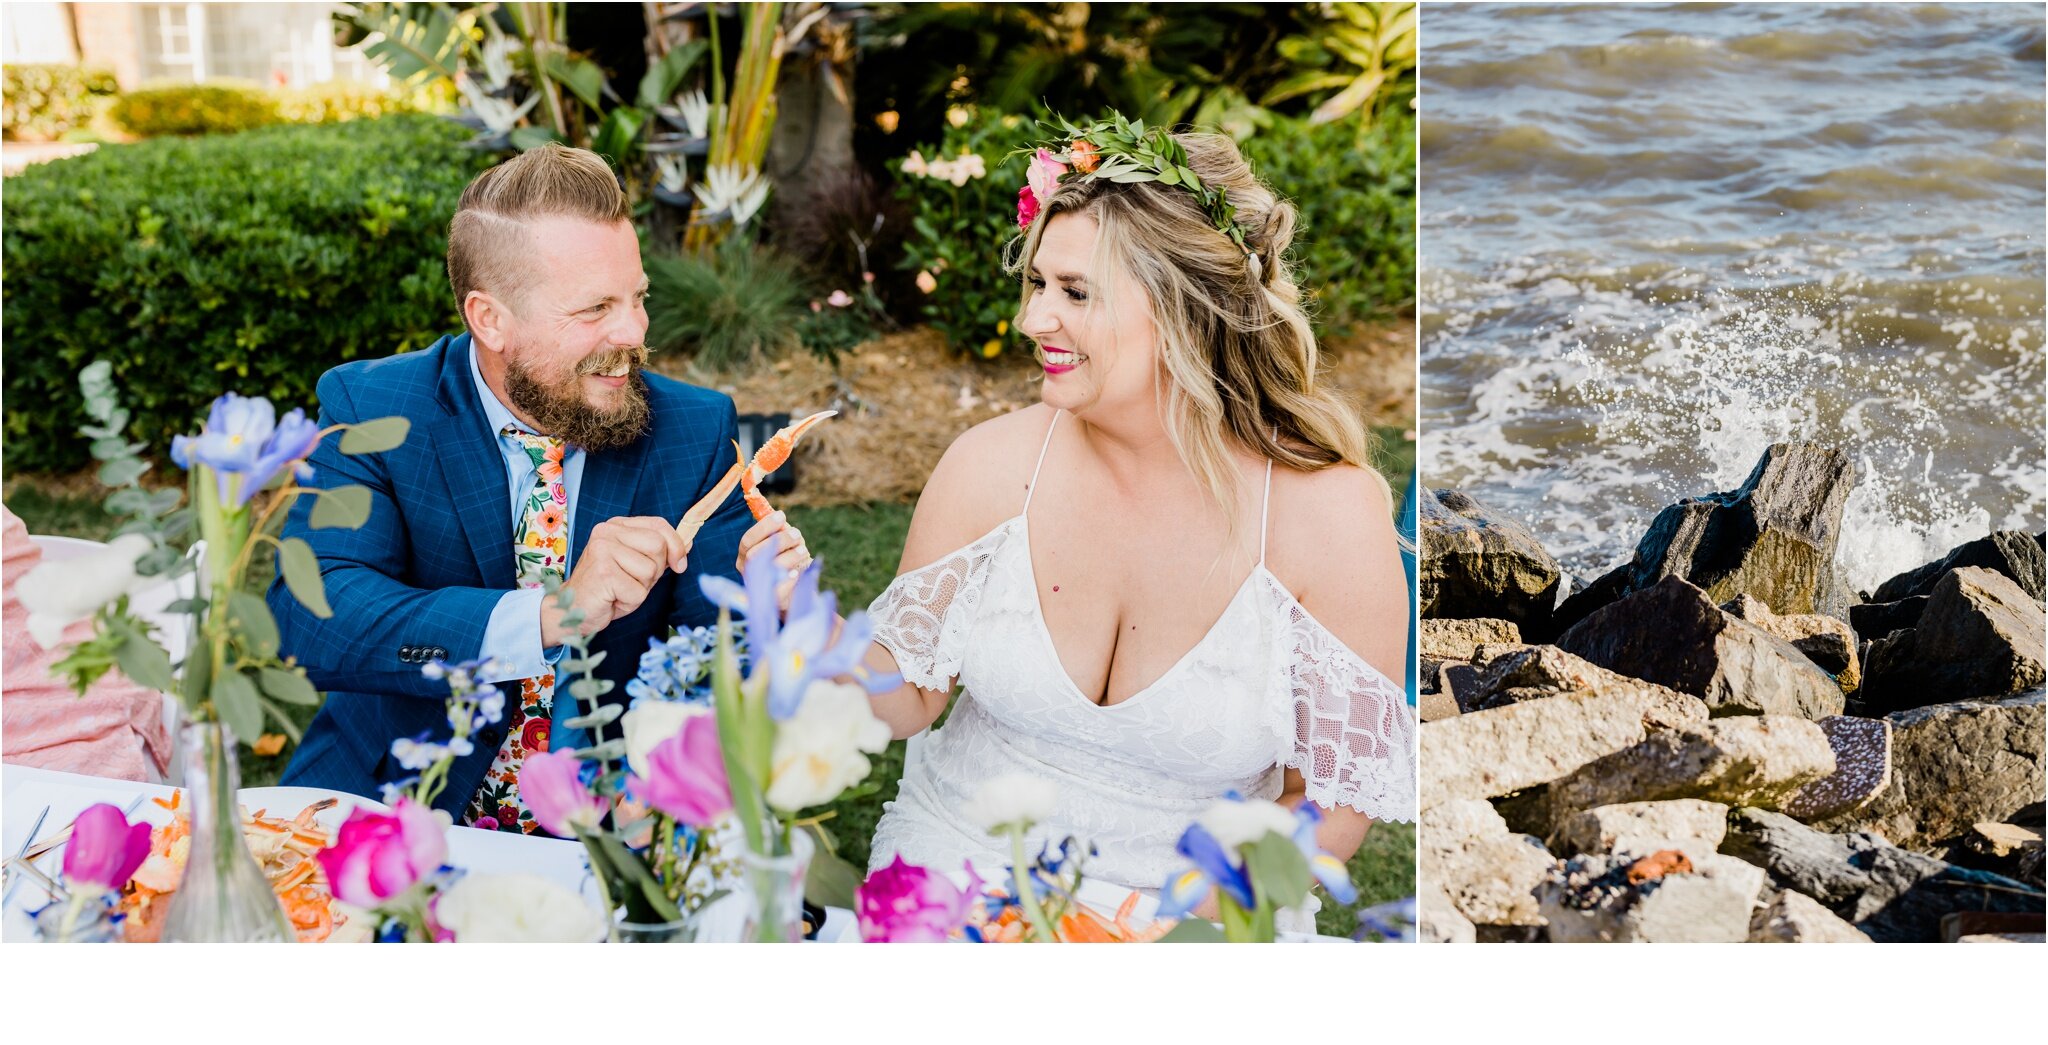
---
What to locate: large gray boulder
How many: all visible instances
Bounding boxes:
[1721,808,2046,942]
[1420,489,1563,631]
[1420,680,1708,807]
[1872,530,2047,604]
[1556,576,1845,719]
[1811,691,2045,851]
[1553,442,1857,631]
[1419,801,1555,927]
[1457,644,1702,716]
[1547,717,1837,820]
[1550,799,1730,858]
[1861,568,2047,713]
[1721,593,1861,693]
[1538,850,1766,943]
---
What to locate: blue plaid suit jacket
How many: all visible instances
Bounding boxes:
[271,333,750,816]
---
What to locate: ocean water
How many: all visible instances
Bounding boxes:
[1419,3,2045,592]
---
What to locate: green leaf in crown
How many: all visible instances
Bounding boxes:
[1012,110,1255,257]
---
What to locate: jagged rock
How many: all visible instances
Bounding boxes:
[1550,799,1730,858]
[1552,442,1857,632]
[1420,682,1709,807]
[1420,489,1563,631]
[1749,888,1872,942]
[1849,596,1928,642]
[1861,568,2047,712]
[1722,594,1862,692]
[1548,717,1836,819]
[1538,851,1766,943]
[1424,799,1512,840]
[1721,808,2046,942]
[1873,530,2047,604]
[1418,884,1476,944]
[1812,691,2045,851]
[1458,645,1706,720]
[1418,799,1555,927]
[1557,577,1845,719]
[1966,822,2042,859]
[1417,688,1461,723]
[1783,716,1892,821]
[1420,618,1523,662]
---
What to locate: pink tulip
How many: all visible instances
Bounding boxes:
[856,856,983,943]
[62,803,151,895]
[517,750,607,837]
[317,798,448,907]
[628,713,731,828]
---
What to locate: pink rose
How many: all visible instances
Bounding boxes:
[317,798,448,907]
[627,713,731,828]
[856,856,984,943]
[1016,184,1040,229]
[516,749,606,837]
[1027,148,1068,203]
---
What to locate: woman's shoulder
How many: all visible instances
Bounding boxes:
[1263,461,1407,677]
[901,405,1059,567]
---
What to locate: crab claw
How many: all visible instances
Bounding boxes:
[677,442,749,542]
[746,410,837,485]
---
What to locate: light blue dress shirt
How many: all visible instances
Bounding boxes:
[468,344,591,751]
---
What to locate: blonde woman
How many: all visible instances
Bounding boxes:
[743,116,1415,928]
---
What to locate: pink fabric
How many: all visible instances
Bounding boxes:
[2,506,171,781]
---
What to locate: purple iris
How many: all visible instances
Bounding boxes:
[169,393,321,508]
[1157,822,1256,920]
[699,546,901,721]
[1289,802,1358,905]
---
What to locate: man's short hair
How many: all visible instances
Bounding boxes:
[446,143,631,316]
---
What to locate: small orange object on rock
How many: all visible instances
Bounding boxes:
[1624,849,1694,885]
[251,733,287,757]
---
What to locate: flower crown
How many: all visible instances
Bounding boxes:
[1014,111,1259,265]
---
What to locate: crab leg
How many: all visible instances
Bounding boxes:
[738,410,837,521]
[676,442,748,544]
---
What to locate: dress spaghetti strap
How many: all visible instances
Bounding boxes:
[1022,410,1062,516]
[1258,459,1273,566]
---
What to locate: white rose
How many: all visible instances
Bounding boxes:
[764,680,891,813]
[436,873,606,943]
[962,772,1059,834]
[1196,797,1298,852]
[17,534,154,649]
[622,700,706,777]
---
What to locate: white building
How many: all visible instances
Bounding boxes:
[2,2,384,88]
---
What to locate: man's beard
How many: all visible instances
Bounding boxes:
[504,343,652,452]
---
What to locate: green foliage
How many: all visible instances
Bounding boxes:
[2,63,120,141]
[891,107,1032,358]
[109,81,283,137]
[1242,108,1415,325]
[644,241,812,370]
[1266,2,1417,125]
[1,115,492,473]
[272,81,423,125]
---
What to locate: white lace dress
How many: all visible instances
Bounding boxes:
[865,415,1416,930]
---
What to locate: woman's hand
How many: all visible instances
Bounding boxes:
[736,510,814,611]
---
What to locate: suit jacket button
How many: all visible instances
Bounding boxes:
[399,646,415,661]
[433,647,447,659]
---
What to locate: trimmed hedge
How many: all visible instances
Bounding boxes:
[107,80,421,138]
[3,63,120,141]
[2,115,494,473]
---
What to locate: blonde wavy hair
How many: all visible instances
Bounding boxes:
[1008,130,1392,540]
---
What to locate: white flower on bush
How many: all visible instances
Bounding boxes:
[963,772,1058,835]
[678,89,714,140]
[457,76,538,135]
[17,534,154,649]
[1196,796,1297,851]
[764,680,890,814]
[654,154,689,195]
[622,699,706,777]
[435,873,606,942]
[476,24,522,90]
[695,164,770,228]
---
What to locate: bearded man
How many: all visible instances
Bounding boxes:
[270,144,807,829]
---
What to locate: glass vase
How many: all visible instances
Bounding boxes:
[613,916,696,943]
[160,720,294,942]
[738,828,814,943]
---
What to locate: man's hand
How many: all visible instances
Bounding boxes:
[540,516,688,646]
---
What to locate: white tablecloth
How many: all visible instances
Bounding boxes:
[1,764,853,942]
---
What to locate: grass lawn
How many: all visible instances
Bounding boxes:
[9,457,1416,938]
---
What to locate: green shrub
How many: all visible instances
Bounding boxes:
[645,242,813,371]
[890,106,1032,359]
[1241,109,1416,326]
[3,64,120,141]
[273,81,420,125]
[109,81,282,137]
[1,114,495,473]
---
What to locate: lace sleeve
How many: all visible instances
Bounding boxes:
[1276,600,1417,823]
[866,525,1008,692]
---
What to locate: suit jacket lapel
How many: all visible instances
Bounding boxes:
[433,334,517,588]
[572,429,650,569]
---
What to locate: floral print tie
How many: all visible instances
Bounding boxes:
[463,426,570,833]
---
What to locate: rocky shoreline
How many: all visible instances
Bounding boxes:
[1418,442,2046,943]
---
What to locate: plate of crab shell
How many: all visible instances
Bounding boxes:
[121,787,388,943]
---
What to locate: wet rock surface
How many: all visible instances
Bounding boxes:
[1872,530,2046,604]
[1420,488,1564,632]
[1860,568,2046,713]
